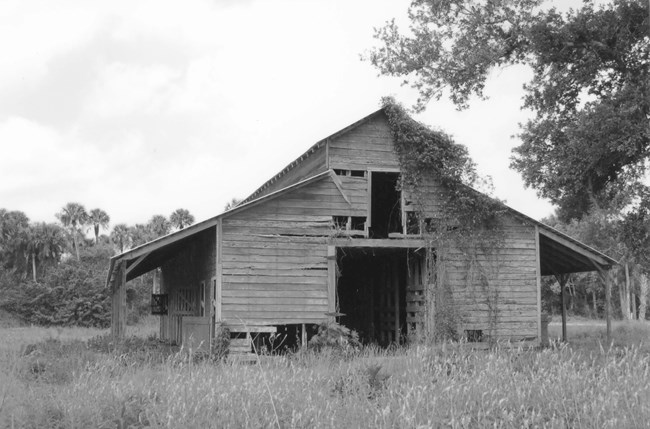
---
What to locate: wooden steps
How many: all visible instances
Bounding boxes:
[222,324,277,362]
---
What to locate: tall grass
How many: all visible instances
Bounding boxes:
[2,322,650,428]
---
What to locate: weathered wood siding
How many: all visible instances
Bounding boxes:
[160,228,216,343]
[221,176,360,324]
[220,111,538,341]
[445,216,539,341]
[251,144,328,201]
[328,113,399,171]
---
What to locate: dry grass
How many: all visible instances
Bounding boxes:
[549,318,650,352]
[1,319,650,428]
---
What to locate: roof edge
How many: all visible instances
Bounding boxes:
[241,108,385,204]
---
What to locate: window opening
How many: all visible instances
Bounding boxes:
[370,172,401,238]
[332,216,348,229]
[350,216,366,231]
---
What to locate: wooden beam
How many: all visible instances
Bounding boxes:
[330,238,426,248]
[126,253,148,276]
[328,170,352,206]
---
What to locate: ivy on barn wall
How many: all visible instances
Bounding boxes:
[382,97,508,343]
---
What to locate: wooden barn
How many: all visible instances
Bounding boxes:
[106,107,617,352]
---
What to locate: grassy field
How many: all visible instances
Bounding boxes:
[1,318,649,428]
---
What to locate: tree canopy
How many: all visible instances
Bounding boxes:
[170,208,195,230]
[368,0,649,220]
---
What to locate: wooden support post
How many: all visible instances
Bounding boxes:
[327,246,336,319]
[301,323,307,348]
[591,260,612,345]
[561,279,567,342]
[554,274,568,342]
[111,259,127,339]
[605,270,612,344]
[393,258,400,344]
[216,219,223,322]
[534,226,542,345]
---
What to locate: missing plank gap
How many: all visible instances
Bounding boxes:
[465,329,483,343]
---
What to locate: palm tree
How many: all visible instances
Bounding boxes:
[88,208,110,244]
[170,208,195,230]
[224,197,242,211]
[0,209,29,269]
[25,223,66,281]
[56,202,88,261]
[110,223,131,253]
[148,215,171,238]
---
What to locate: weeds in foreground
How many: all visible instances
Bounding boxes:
[1,322,650,428]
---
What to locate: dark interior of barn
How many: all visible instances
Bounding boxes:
[336,247,413,346]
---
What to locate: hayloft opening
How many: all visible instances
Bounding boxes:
[370,172,401,238]
[336,248,411,346]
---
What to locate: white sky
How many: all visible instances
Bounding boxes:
[1,0,577,230]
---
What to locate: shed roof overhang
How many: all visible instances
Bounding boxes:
[106,170,340,286]
[537,227,617,276]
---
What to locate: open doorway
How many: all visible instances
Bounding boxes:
[370,172,401,238]
[336,247,414,346]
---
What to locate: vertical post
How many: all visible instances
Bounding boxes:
[555,274,568,342]
[605,270,612,344]
[111,259,127,339]
[561,279,567,342]
[393,258,400,344]
[301,323,307,348]
[327,246,336,320]
[534,226,542,346]
[216,219,223,322]
[367,171,372,230]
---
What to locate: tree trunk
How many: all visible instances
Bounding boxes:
[592,289,597,316]
[639,274,648,321]
[73,231,80,261]
[619,265,631,320]
[94,225,99,244]
[32,252,37,282]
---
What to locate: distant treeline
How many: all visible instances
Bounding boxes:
[0,204,195,327]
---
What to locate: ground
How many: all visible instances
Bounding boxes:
[1,317,649,428]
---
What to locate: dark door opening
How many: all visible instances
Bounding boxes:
[370,172,401,238]
[336,248,411,346]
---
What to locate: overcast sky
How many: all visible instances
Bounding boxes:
[1,0,578,231]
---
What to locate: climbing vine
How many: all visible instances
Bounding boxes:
[382,97,507,343]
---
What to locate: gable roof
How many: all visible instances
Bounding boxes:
[241,108,385,204]
[107,107,617,285]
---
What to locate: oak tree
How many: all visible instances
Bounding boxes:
[368,0,649,220]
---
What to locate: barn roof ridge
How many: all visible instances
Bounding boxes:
[241,107,385,204]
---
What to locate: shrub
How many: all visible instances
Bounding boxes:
[309,320,360,358]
